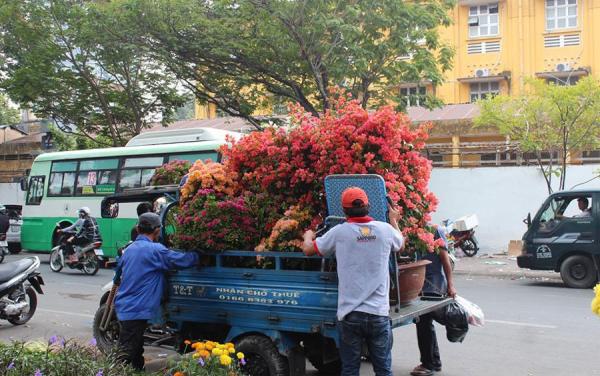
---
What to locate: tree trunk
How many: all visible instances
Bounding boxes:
[537,151,553,195]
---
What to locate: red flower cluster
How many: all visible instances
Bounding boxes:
[222,91,438,252]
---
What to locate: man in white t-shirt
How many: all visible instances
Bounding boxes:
[302,187,404,376]
[573,197,592,218]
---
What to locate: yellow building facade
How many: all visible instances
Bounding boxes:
[428,0,596,105]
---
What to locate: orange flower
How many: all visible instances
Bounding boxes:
[173,372,185,376]
[184,340,191,346]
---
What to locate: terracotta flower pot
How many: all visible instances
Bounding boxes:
[396,259,432,306]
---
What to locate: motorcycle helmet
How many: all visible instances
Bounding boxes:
[78,206,91,218]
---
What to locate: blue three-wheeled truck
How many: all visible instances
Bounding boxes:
[93,176,451,376]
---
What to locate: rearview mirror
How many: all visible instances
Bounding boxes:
[19,177,28,192]
[101,200,119,218]
[523,213,531,227]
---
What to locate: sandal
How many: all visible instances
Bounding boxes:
[410,365,434,376]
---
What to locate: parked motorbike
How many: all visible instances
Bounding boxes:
[49,231,102,275]
[0,234,9,263]
[0,256,44,325]
[442,218,479,257]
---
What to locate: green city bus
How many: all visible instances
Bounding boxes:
[21,128,238,259]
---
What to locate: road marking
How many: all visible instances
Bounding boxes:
[486,319,557,329]
[60,281,106,288]
[38,308,94,319]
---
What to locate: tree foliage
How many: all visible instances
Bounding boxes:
[47,125,113,151]
[0,93,19,125]
[475,77,600,193]
[117,0,454,128]
[0,0,186,146]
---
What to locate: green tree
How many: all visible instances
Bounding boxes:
[0,93,19,125]
[118,0,454,128]
[48,125,113,151]
[475,77,600,193]
[0,0,186,146]
[175,94,196,121]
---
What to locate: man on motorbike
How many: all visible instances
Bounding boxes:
[60,207,100,264]
[114,212,199,371]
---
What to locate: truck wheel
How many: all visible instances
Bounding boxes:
[560,255,597,289]
[306,353,341,375]
[304,337,341,375]
[235,335,289,376]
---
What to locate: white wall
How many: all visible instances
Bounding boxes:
[0,183,25,206]
[429,164,600,253]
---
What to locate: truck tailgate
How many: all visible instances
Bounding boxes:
[390,297,452,328]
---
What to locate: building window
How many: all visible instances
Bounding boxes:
[546,76,580,86]
[469,82,500,102]
[400,86,426,107]
[469,4,499,38]
[546,0,577,30]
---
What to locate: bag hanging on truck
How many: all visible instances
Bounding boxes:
[455,295,485,327]
[433,301,469,343]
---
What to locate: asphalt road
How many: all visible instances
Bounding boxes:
[0,252,598,376]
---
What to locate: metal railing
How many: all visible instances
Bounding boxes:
[422,141,593,168]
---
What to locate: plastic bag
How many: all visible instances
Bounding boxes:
[456,296,485,327]
[433,301,469,343]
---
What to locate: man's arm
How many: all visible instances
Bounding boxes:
[302,226,338,257]
[61,218,82,233]
[158,247,200,270]
[388,203,405,251]
[302,230,317,256]
[439,249,457,298]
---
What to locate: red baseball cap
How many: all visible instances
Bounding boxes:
[341,187,369,208]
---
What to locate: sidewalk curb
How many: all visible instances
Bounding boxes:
[454,269,563,281]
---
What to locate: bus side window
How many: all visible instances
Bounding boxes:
[26,176,45,205]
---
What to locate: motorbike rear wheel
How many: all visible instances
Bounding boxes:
[8,287,37,325]
[49,249,63,272]
[82,253,99,276]
[93,303,120,353]
[461,239,478,257]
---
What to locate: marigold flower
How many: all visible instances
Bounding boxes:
[236,352,245,360]
[220,354,233,366]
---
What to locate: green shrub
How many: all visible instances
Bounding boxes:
[0,338,139,376]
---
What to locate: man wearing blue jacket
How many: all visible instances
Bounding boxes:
[114,212,199,370]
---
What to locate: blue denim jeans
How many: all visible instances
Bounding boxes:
[338,311,393,376]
